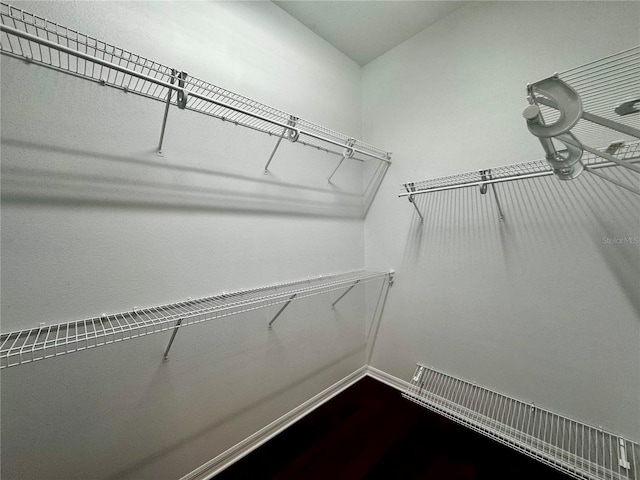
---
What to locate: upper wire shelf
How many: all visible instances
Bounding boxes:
[400,46,640,222]
[0,2,391,177]
[400,141,640,196]
[0,269,392,369]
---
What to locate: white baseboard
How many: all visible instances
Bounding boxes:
[365,365,410,392]
[180,365,369,480]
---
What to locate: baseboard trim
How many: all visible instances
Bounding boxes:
[365,365,410,392]
[180,365,368,480]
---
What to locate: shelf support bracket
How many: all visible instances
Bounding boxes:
[268,294,297,329]
[331,279,360,309]
[404,183,424,223]
[491,184,505,220]
[480,170,505,220]
[156,69,177,156]
[162,318,183,362]
[265,116,298,173]
[328,138,355,183]
[264,127,287,174]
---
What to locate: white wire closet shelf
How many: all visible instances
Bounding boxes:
[405,364,639,480]
[400,46,640,222]
[399,141,640,222]
[523,46,639,188]
[0,269,393,369]
[0,2,391,182]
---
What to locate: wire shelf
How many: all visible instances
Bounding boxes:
[404,364,639,480]
[400,140,640,196]
[541,46,640,149]
[0,270,391,369]
[0,2,391,163]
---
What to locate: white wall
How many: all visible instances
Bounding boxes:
[0,2,378,479]
[363,2,640,441]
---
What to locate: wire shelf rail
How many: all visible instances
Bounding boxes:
[0,270,392,369]
[0,2,391,177]
[404,364,639,480]
[400,141,640,197]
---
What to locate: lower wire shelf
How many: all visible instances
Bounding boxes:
[0,269,392,369]
[404,364,639,480]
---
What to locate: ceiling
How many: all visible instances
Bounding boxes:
[274,1,467,66]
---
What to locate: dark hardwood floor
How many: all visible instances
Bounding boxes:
[215,376,573,479]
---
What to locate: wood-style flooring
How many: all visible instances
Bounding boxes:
[215,376,573,479]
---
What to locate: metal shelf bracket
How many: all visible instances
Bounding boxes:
[162,318,182,362]
[264,116,298,173]
[268,293,297,329]
[480,170,505,220]
[331,279,360,309]
[404,183,425,223]
[328,138,356,183]
[157,68,178,156]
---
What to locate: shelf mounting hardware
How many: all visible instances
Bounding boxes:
[162,318,182,363]
[480,170,505,220]
[268,293,297,329]
[404,183,425,223]
[619,438,632,469]
[176,71,188,109]
[264,116,298,173]
[616,99,640,117]
[328,138,356,184]
[157,68,177,156]
[331,279,360,309]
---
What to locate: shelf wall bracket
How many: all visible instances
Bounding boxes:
[490,184,505,220]
[328,138,355,184]
[162,318,183,363]
[331,279,360,309]
[263,127,287,174]
[264,116,298,173]
[156,68,177,156]
[479,170,505,220]
[404,183,425,223]
[268,293,297,329]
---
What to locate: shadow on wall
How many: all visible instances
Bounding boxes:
[0,138,389,220]
[400,166,640,317]
[103,345,365,480]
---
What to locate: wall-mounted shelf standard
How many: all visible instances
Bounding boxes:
[400,141,640,222]
[405,364,639,480]
[0,270,393,369]
[0,2,391,184]
[523,45,639,191]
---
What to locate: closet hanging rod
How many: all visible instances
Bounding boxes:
[0,22,390,164]
[399,141,640,197]
[0,269,392,369]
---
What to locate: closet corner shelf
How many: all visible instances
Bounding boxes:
[0,269,393,369]
[401,45,640,222]
[0,2,391,182]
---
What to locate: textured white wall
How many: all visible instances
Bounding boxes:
[0,2,375,479]
[363,1,640,441]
